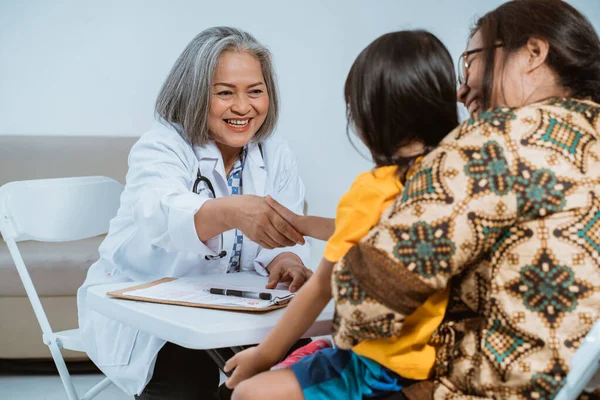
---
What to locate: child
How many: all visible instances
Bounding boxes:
[224,30,459,400]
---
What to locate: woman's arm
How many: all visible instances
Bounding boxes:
[224,257,335,387]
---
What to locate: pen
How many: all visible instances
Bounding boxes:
[209,288,273,301]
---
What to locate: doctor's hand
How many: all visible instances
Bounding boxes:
[224,346,274,389]
[232,195,306,250]
[266,252,313,292]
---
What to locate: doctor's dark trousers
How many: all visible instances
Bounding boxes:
[135,339,311,400]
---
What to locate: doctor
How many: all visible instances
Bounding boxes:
[77,26,313,399]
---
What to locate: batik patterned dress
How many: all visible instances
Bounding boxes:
[331,98,600,399]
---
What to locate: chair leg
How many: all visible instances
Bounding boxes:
[81,377,112,400]
[207,349,228,373]
[47,339,80,400]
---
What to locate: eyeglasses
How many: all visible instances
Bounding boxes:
[457,44,504,85]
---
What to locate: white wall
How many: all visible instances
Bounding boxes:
[1,0,599,263]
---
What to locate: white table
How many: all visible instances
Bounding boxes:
[86,272,334,350]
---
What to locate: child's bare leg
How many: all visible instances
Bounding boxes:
[232,369,304,400]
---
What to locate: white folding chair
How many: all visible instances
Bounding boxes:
[555,319,600,400]
[0,176,124,400]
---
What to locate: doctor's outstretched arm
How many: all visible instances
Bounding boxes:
[194,195,306,250]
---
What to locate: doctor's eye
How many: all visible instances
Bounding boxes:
[215,91,234,98]
[248,89,264,98]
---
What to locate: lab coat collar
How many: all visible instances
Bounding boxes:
[154,120,263,169]
[195,141,222,161]
[193,141,266,195]
[195,141,265,170]
[244,142,266,197]
[247,141,265,170]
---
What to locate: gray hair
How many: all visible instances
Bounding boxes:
[155,27,279,146]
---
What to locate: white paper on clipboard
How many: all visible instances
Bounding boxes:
[121,278,295,309]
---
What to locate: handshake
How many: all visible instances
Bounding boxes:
[233,195,334,251]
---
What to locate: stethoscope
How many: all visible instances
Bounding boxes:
[193,169,217,199]
[191,144,261,262]
[193,168,228,261]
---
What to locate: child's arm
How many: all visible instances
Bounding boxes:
[224,257,335,388]
[266,195,335,241]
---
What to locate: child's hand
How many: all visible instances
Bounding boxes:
[224,346,275,389]
[266,195,302,228]
[267,195,335,241]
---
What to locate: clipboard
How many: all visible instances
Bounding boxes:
[107,277,294,313]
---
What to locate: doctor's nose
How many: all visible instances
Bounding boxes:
[231,94,252,115]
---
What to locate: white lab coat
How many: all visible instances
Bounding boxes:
[77,120,311,395]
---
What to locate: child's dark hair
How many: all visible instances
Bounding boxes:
[344,30,458,172]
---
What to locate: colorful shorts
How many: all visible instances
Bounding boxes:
[290,348,415,400]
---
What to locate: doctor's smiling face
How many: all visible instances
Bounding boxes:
[208,50,269,151]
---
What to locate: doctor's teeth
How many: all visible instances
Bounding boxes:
[226,119,249,126]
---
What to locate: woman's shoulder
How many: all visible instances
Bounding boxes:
[128,120,196,167]
[512,97,600,123]
[444,97,600,146]
[135,120,190,149]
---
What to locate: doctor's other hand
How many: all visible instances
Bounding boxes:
[266,252,313,292]
[224,346,273,389]
[231,195,305,250]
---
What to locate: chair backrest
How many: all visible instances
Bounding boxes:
[0,176,123,242]
[555,319,600,400]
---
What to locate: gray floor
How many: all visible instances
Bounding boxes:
[0,371,228,400]
[0,374,133,400]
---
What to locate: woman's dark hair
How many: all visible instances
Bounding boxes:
[473,0,600,109]
[344,30,458,172]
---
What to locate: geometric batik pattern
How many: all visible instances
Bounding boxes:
[334,257,367,306]
[554,192,600,268]
[462,140,514,198]
[390,219,455,279]
[564,328,591,351]
[330,256,405,349]
[340,311,399,344]
[482,298,545,381]
[391,152,454,217]
[490,225,534,266]
[520,357,568,400]
[513,159,575,219]
[521,109,596,173]
[548,97,600,128]
[226,148,247,273]
[456,106,517,140]
[506,247,593,328]
[467,211,515,256]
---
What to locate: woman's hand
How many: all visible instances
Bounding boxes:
[224,346,274,389]
[229,195,305,250]
[266,252,313,292]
